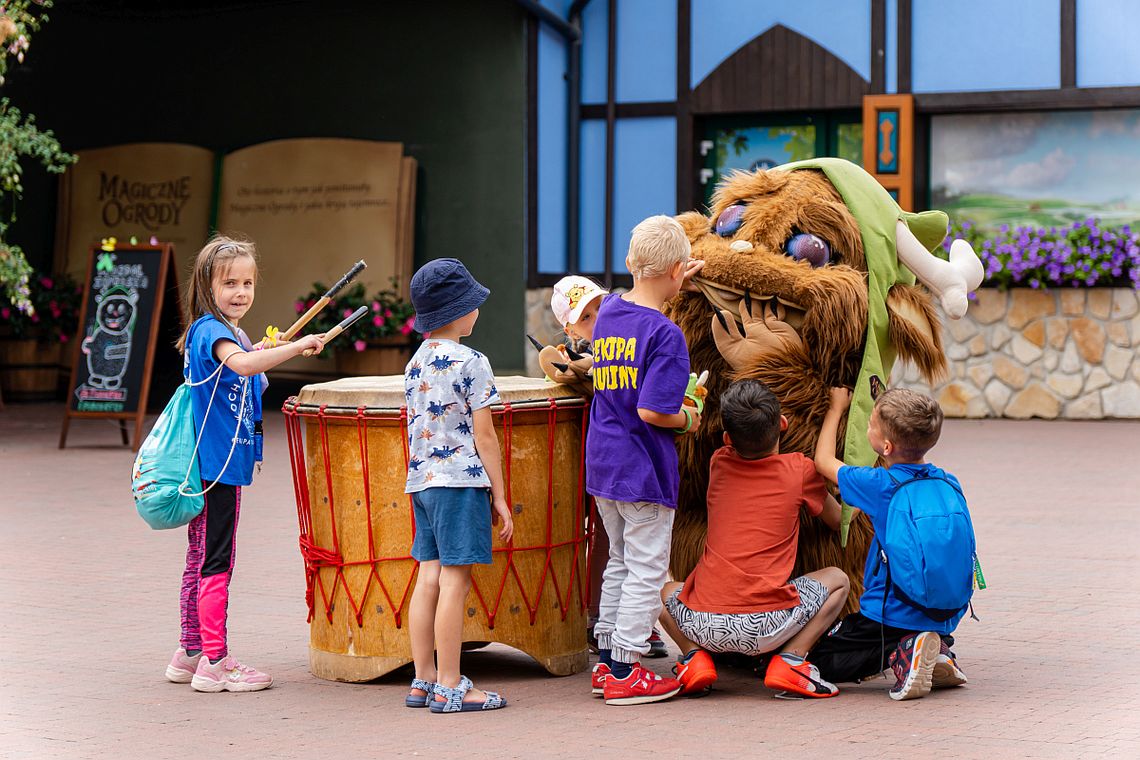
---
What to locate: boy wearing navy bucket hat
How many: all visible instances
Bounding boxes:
[402,258,514,713]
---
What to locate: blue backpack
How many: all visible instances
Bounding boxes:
[875,469,977,622]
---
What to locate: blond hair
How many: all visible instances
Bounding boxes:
[875,388,943,456]
[626,215,690,279]
[175,234,258,352]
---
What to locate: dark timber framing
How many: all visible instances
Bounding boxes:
[525,0,1140,287]
[897,0,912,93]
[871,0,886,94]
[1061,0,1076,88]
[677,0,694,215]
[602,0,617,288]
[526,14,538,287]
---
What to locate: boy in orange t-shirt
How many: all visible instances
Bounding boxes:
[659,379,850,699]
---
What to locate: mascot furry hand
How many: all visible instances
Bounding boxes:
[666,157,983,611]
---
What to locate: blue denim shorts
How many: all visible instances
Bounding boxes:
[410,487,492,566]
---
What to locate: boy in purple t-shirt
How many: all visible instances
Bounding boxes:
[588,215,702,706]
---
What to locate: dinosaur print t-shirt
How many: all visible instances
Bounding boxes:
[404,339,500,494]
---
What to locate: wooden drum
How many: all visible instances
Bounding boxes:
[283,375,590,682]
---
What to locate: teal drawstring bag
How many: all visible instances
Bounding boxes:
[132,350,246,530]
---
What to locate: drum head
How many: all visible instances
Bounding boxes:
[296,374,582,411]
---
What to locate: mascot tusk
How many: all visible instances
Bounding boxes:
[895,219,984,320]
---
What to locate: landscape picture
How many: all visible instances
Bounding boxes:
[930,109,1140,229]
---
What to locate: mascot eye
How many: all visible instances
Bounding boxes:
[715,204,745,238]
[786,233,831,268]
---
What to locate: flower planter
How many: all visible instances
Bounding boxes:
[334,337,414,377]
[0,338,64,401]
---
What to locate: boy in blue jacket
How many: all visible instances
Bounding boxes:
[813,387,971,701]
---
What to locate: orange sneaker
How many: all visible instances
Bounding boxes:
[673,649,717,696]
[763,655,838,699]
[603,663,681,706]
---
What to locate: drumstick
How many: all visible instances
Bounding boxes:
[283,260,368,341]
[302,305,370,357]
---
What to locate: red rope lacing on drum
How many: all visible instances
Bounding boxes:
[283,395,590,631]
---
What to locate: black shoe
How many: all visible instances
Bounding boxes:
[646,629,668,658]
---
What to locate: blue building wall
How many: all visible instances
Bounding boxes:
[533,0,1140,279]
[690,0,871,89]
[912,0,1059,92]
[1076,0,1140,88]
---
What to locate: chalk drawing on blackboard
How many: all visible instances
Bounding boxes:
[76,251,150,411]
[82,285,139,392]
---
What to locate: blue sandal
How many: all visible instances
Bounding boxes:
[429,675,507,713]
[405,678,436,708]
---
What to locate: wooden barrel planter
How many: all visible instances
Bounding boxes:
[0,338,64,401]
[334,336,414,377]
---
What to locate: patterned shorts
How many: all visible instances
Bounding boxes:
[664,576,829,656]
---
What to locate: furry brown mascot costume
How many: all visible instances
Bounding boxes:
[665,158,983,612]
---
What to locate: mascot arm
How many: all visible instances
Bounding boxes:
[710,291,802,372]
[538,344,594,397]
[887,283,947,382]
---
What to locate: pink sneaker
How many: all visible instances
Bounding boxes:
[165,648,202,683]
[190,655,273,693]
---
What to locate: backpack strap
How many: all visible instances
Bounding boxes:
[178,349,248,498]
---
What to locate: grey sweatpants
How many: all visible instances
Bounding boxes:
[592,498,675,664]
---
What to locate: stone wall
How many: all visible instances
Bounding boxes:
[524,287,562,377]
[893,288,1140,419]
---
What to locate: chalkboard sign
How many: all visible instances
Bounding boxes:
[60,243,178,450]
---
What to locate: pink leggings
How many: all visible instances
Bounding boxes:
[180,483,240,659]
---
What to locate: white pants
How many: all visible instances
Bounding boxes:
[592,498,675,664]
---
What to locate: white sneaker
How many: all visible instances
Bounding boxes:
[165,648,202,683]
[190,655,273,693]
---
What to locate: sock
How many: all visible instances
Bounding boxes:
[598,648,612,667]
[209,657,224,665]
[186,649,202,658]
[780,652,805,666]
[609,660,634,679]
[680,648,699,664]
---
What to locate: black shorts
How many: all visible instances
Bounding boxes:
[808,612,955,684]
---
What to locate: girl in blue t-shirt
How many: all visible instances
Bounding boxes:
[165,235,325,693]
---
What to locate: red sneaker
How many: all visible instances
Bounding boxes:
[603,663,682,706]
[673,649,717,696]
[763,656,838,699]
[591,662,610,696]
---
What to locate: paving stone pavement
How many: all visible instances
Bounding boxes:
[2,403,1139,759]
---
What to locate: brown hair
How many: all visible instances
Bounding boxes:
[175,234,258,352]
[874,388,943,456]
[719,379,782,458]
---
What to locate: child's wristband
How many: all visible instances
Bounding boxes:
[673,406,694,434]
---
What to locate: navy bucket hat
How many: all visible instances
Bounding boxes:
[410,258,490,334]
